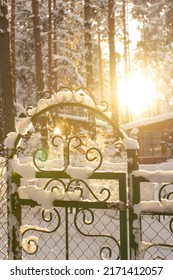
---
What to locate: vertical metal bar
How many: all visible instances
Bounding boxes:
[119,173,128,259]
[127,149,140,260]
[7,169,22,260]
[65,207,69,260]
[130,176,141,259]
[127,149,139,175]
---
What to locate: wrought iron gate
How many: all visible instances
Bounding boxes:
[6,87,139,260]
[13,171,128,260]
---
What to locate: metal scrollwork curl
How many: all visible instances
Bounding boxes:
[82,208,94,225]
[66,179,83,197]
[68,179,110,201]
[26,105,35,117]
[142,243,173,260]
[86,147,103,171]
[68,136,83,150]
[22,236,39,255]
[99,100,109,112]
[33,148,48,171]
[158,182,173,202]
[100,247,112,260]
[74,208,120,260]
[100,187,111,201]
[52,135,64,148]
[43,178,66,191]
[169,217,173,233]
[57,86,74,95]
[21,208,61,255]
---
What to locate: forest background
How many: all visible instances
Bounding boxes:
[1,0,173,153]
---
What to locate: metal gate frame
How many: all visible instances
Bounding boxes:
[11,171,129,260]
[6,88,139,260]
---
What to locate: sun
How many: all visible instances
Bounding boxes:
[119,72,157,117]
[54,127,61,135]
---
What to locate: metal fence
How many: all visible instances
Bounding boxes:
[1,166,173,259]
[0,158,8,259]
[131,175,173,260]
[1,161,173,259]
[21,205,121,260]
[2,88,173,260]
[139,214,173,260]
[15,171,128,260]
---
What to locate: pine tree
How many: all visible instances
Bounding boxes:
[84,0,93,90]
[32,0,45,99]
[108,0,119,123]
[11,0,16,101]
[0,0,15,155]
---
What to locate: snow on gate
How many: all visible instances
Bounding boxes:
[1,87,173,260]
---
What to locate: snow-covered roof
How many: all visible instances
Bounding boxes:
[121,111,173,131]
[58,113,109,127]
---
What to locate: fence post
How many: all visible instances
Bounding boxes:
[119,173,128,259]
[7,150,22,260]
[127,148,140,259]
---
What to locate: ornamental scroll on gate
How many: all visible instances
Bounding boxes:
[5,87,139,260]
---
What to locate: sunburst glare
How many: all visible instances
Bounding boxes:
[119,72,157,117]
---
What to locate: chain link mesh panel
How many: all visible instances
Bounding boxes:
[21,205,121,260]
[0,158,8,259]
[139,214,173,260]
[134,180,173,260]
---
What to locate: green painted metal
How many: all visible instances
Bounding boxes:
[118,172,128,259]
[129,175,141,259]
[65,207,69,260]
[18,171,128,260]
[7,172,22,260]
[6,88,140,260]
[126,149,140,260]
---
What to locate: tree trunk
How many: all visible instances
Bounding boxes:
[84,0,93,91]
[32,0,44,100]
[32,0,47,148]
[98,30,104,101]
[11,0,16,101]
[122,0,130,122]
[84,0,95,138]
[0,1,15,155]
[53,0,58,92]
[108,0,119,124]
[48,0,53,93]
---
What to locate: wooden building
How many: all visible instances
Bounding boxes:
[121,112,173,164]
